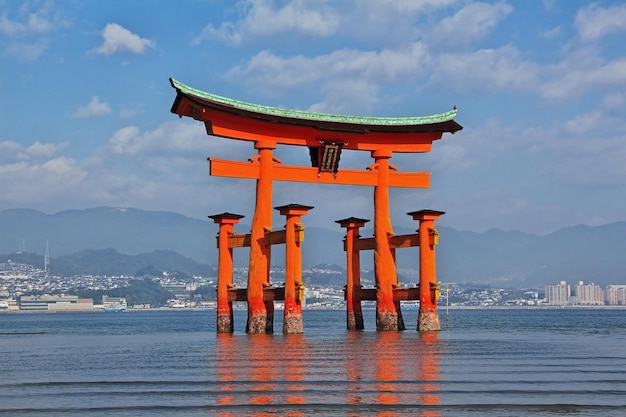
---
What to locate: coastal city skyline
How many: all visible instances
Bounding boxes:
[2,1,626,235]
[2,257,625,312]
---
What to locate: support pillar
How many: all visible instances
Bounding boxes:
[336,217,369,330]
[209,212,245,333]
[371,149,404,331]
[276,203,313,334]
[409,209,445,332]
[247,140,276,334]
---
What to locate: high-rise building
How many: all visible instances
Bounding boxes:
[573,281,604,305]
[605,285,626,305]
[545,281,570,306]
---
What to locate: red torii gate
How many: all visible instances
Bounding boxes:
[169,78,462,333]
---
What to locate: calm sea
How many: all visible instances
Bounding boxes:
[1,308,625,416]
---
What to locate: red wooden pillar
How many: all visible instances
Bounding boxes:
[336,217,369,330]
[409,209,445,331]
[372,149,404,331]
[247,140,276,334]
[209,212,245,333]
[276,203,313,334]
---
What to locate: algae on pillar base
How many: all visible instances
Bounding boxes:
[418,308,441,332]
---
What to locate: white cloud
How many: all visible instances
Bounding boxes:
[240,0,339,37]
[428,2,513,48]
[551,134,626,187]
[0,2,68,61]
[1,40,48,61]
[0,141,24,159]
[308,78,380,114]
[91,23,154,56]
[563,111,605,135]
[542,57,626,101]
[575,3,626,42]
[0,3,59,36]
[107,122,208,156]
[603,92,625,110]
[0,141,67,163]
[512,109,626,188]
[541,25,561,39]
[73,96,112,118]
[26,141,68,159]
[430,46,540,93]
[227,43,429,111]
[195,0,339,45]
[0,148,87,206]
[0,134,249,219]
[372,0,458,14]
[108,126,142,154]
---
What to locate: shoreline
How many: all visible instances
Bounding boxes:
[3,304,626,314]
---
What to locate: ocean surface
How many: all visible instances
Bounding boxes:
[1,308,625,416]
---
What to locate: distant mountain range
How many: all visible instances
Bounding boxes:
[1,207,625,287]
[0,249,214,278]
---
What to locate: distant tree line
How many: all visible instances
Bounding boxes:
[76,278,174,307]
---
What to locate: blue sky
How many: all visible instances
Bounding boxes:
[1,0,626,235]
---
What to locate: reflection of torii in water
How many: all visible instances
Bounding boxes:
[169,78,462,333]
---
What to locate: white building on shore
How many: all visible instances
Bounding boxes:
[19,294,94,311]
[545,281,570,306]
[605,285,626,305]
[572,281,604,305]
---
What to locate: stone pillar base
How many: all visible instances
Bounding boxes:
[347,312,365,331]
[283,313,303,334]
[246,315,268,334]
[377,311,402,331]
[418,308,441,331]
[217,314,233,333]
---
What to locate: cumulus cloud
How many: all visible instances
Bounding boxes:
[91,23,154,55]
[575,3,626,42]
[0,130,251,218]
[0,2,68,60]
[107,121,212,155]
[427,2,513,48]
[0,140,87,206]
[372,0,458,14]
[550,133,626,187]
[195,0,339,45]
[73,96,112,118]
[0,141,67,163]
[26,141,68,159]
[227,43,429,110]
[602,92,625,110]
[430,46,540,93]
[542,57,626,101]
[308,79,380,114]
[0,3,59,36]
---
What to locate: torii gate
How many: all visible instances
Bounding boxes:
[169,78,462,333]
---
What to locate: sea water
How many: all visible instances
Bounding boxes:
[1,308,625,416]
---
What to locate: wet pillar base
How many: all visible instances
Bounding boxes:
[283,313,303,334]
[246,314,268,334]
[376,311,403,331]
[216,314,233,334]
[418,308,441,331]
[347,312,364,331]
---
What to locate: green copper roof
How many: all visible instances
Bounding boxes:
[170,78,458,127]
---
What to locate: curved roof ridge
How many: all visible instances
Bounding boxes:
[170,78,458,127]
